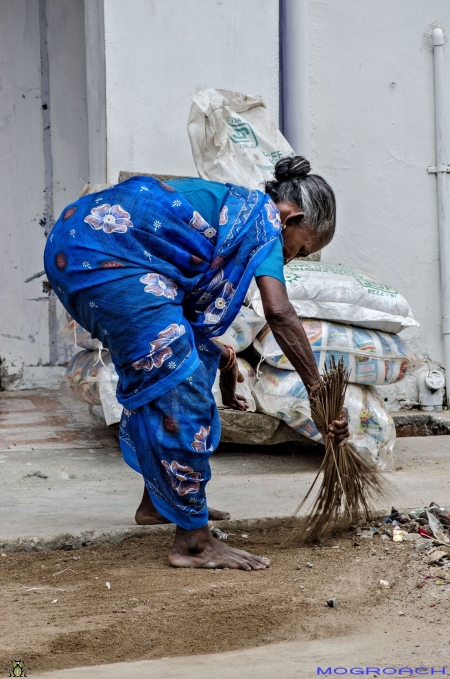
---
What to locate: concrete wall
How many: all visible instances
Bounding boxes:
[47,0,89,218]
[84,0,107,186]
[0,0,49,388]
[102,0,280,181]
[0,0,89,389]
[307,0,450,407]
[3,0,449,408]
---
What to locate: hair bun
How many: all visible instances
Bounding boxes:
[274,156,311,182]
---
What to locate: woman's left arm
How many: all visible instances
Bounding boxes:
[257,275,349,446]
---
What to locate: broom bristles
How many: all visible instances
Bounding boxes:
[294,357,385,541]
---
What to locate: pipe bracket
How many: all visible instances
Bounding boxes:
[428,165,450,173]
[442,318,450,334]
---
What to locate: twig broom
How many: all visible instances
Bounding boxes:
[293,357,385,541]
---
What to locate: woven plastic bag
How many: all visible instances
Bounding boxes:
[212,357,256,412]
[252,363,395,469]
[250,260,419,334]
[188,88,294,190]
[60,311,101,351]
[63,350,122,425]
[217,306,266,352]
[253,320,421,385]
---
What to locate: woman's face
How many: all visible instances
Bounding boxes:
[276,201,327,263]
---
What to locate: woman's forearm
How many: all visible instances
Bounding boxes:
[267,305,320,394]
[257,276,320,395]
[211,339,231,369]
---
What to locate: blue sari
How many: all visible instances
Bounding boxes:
[44,176,281,528]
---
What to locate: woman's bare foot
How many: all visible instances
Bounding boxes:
[135,486,231,525]
[169,525,270,571]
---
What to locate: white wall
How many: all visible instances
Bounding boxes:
[307,0,450,407]
[0,0,89,389]
[47,0,89,218]
[0,0,49,388]
[4,0,448,407]
[84,0,107,185]
[102,0,280,181]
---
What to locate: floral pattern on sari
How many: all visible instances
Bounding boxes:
[132,323,186,371]
[161,459,203,496]
[140,273,178,299]
[84,204,133,233]
[203,281,235,325]
[264,199,282,230]
[219,206,228,225]
[190,211,217,241]
[191,425,214,452]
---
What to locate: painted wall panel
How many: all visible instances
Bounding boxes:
[103,0,280,181]
[308,1,450,404]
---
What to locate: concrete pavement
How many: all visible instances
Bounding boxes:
[1,389,450,551]
[33,631,446,678]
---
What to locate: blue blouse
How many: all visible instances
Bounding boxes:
[166,178,285,285]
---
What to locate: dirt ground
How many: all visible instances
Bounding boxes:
[1,525,450,673]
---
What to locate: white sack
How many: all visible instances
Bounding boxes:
[188,88,294,190]
[61,311,101,351]
[213,357,256,412]
[250,261,419,334]
[64,349,122,425]
[216,306,266,352]
[253,320,421,385]
[252,363,395,469]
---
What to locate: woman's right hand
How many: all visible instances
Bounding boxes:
[219,362,249,411]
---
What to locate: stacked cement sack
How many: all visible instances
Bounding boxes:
[61,312,122,425]
[245,261,422,469]
[60,262,422,467]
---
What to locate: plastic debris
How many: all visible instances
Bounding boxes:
[211,527,228,540]
[241,534,249,539]
[409,505,440,521]
[51,599,58,603]
[402,533,420,541]
[327,597,338,608]
[414,541,430,551]
[306,562,313,568]
[431,568,450,583]
[393,527,408,542]
[359,530,373,539]
[418,527,432,538]
[380,579,390,588]
[429,550,448,563]
[106,581,111,589]
[382,507,409,525]
[53,568,77,576]
[426,511,450,544]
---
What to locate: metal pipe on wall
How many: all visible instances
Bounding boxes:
[431,27,450,406]
[280,0,310,158]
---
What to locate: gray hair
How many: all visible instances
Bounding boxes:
[265,156,336,243]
